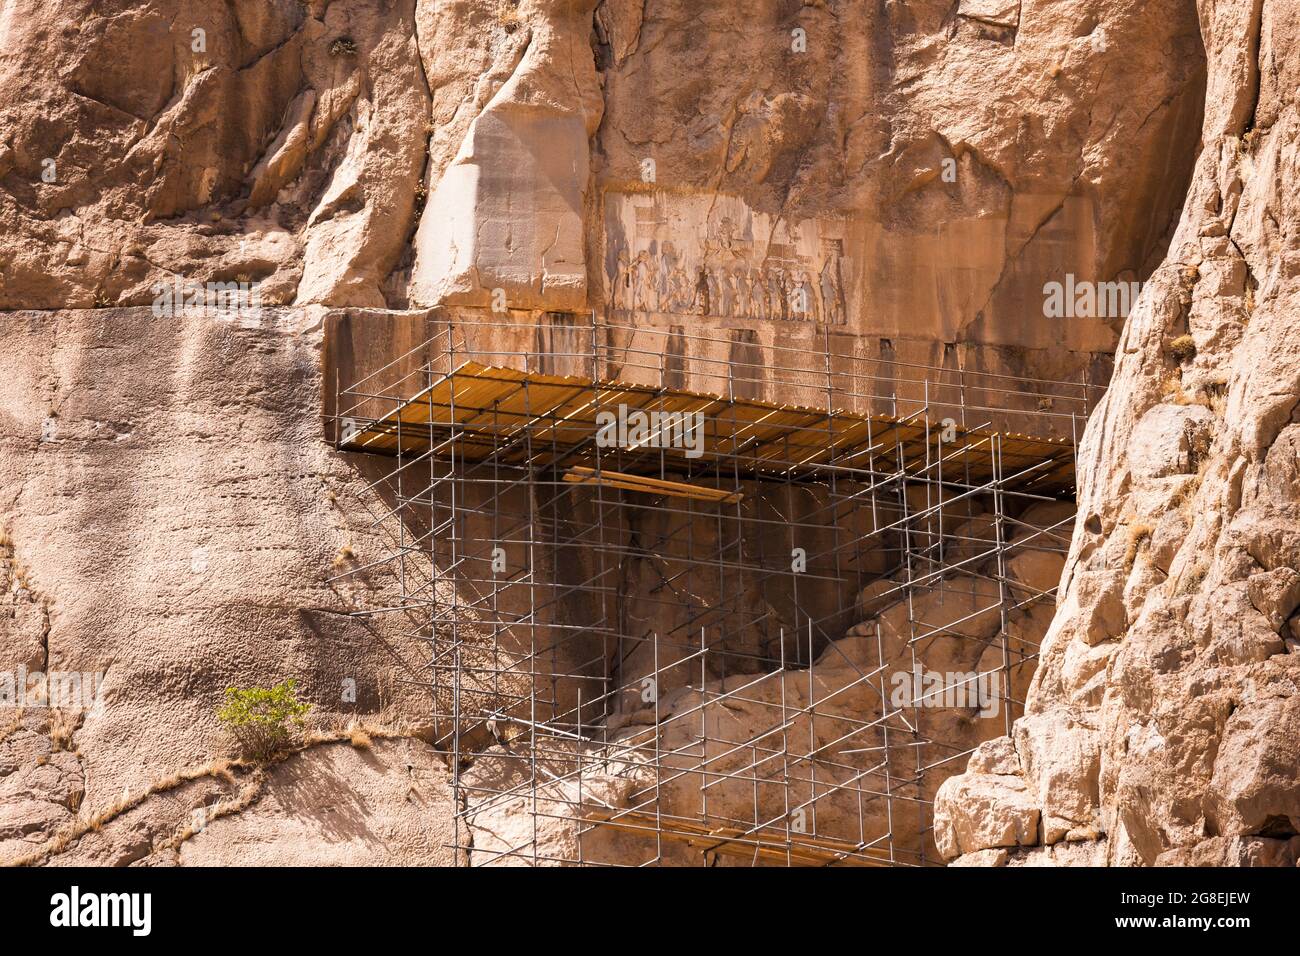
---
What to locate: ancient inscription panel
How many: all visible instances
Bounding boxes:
[603,191,851,326]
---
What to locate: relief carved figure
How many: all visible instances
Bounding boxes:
[819,246,846,326]
[613,249,632,311]
[632,250,657,312]
[747,267,768,319]
[607,238,848,325]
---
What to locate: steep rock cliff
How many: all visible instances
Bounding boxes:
[936,0,1300,867]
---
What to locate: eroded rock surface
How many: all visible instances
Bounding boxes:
[1,0,1203,386]
[937,0,1300,866]
[0,0,429,309]
[0,307,445,865]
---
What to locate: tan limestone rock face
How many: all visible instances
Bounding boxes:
[175,739,456,866]
[1,0,1203,329]
[934,771,1039,860]
[3,0,1203,360]
[586,0,1204,402]
[403,0,1206,414]
[0,0,429,310]
[1128,404,1215,480]
[408,0,604,311]
[0,308,447,865]
[937,0,1300,866]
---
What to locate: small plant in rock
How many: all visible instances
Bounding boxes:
[329,36,357,56]
[1182,561,1209,594]
[497,1,521,32]
[1168,334,1197,364]
[217,680,311,761]
[1188,425,1213,467]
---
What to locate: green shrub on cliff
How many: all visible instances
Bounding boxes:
[216,679,311,761]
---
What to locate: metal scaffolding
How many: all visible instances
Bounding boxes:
[331,313,1100,866]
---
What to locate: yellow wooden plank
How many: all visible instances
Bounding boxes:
[564,467,742,504]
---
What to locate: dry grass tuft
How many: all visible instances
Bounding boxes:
[1125,524,1154,568]
[497,2,522,32]
[0,710,24,744]
[1161,373,1191,405]
[1180,560,1209,595]
[1190,435,1212,467]
[155,772,266,853]
[49,710,77,752]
